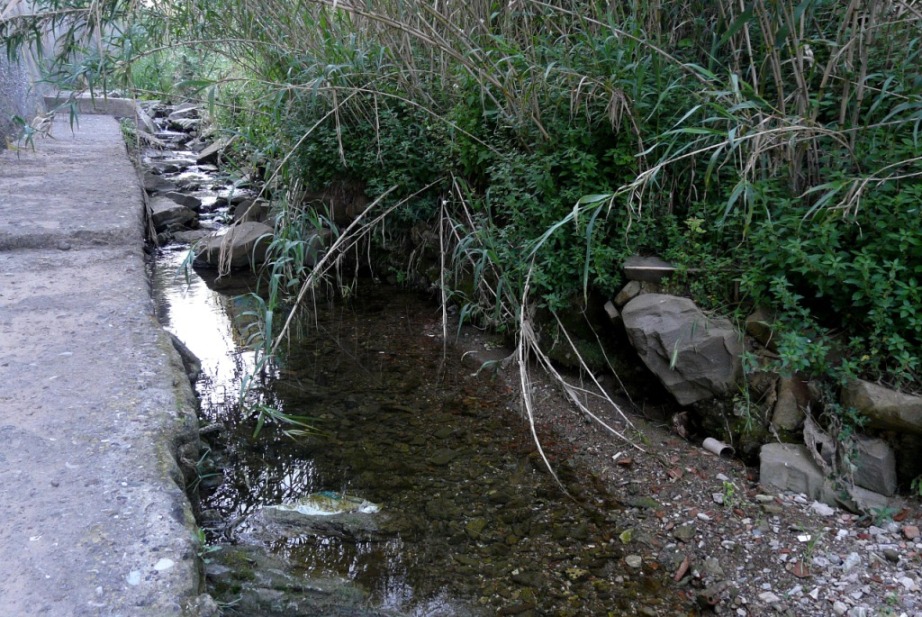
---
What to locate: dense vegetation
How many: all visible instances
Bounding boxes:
[4,0,921,392]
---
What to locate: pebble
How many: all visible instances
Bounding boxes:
[810,501,836,516]
[842,553,861,572]
[758,591,780,604]
[625,555,642,568]
[903,525,920,540]
[833,600,849,615]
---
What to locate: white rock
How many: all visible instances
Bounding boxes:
[898,576,919,592]
[832,601,849,615]
[758,591,781,604]
[812,556,830,568]
[126,570,141,586]
[808,587,820,599]
[153,558,175,571]
[842,552,862,571]
[625,555,642,568]
[810,501,836,516]
[697,512,712,521]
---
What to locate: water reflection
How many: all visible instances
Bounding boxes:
[151,248,258,412]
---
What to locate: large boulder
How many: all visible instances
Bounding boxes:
[621,294,742,406]
[760,443,836,504]
[842,379,922,435]
[196,221,273,270]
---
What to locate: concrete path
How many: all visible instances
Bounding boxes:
[0,116,213,615]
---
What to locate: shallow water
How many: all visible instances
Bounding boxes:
[152,254,683,616]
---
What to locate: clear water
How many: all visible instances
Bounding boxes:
[151,251,683,616]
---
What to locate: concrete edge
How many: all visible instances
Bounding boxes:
[44,92,138,117]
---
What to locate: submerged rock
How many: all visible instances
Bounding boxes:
[206,544,399,617]
[243,492,386,544]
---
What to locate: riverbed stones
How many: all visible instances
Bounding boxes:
[148,195,197,231]
[841,379,922,434]
[196,136,235,165]
[196,221,273,269]
[143,171,178,194]
[162,190,202,210]
[621,294,743,406]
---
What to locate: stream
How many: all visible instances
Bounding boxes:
[153,258,685,616]
[143,102,682,616]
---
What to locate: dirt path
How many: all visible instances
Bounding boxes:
[0,115,213,616]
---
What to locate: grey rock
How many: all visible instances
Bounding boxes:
[613,280,663,307]
[760,443,836,504]
[614,281,642,306]
[162,190,202,211]
[851,435,897,497]
[142,171,178,194]
[196,136,235,165]
[745,306,777,350]
[172,229,212,244]
[842,484,897,513]
[603,300,621,326]
[167,102,198,121]
[621,294,743,406]
[623,255,677,283]
[232,198,271,223]
[135,105,157,135]
[771,377,809,431]
[148,195,196,231]
[842,379,922,435]
[196,221,273,269]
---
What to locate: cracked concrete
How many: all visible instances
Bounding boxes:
[0,115,214,616]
